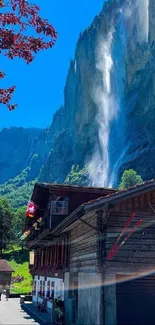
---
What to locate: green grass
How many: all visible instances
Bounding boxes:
[3,247,32,294]
[4,244,20,254]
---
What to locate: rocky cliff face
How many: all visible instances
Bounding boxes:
[114,0,155,184]
[41,0,155,186]
[1,0,155,188]
[40,0,123,183]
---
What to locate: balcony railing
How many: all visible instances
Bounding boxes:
[29,264,63,275]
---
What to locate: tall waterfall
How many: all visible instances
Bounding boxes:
[88,30,117,187]
[88,0,150,188]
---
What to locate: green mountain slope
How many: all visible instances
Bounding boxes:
[0,167,37,209]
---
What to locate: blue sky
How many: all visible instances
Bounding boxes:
[1,0,104,129]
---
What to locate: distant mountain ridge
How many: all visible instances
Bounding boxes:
[0,127,50,208]
[0,127,45,184]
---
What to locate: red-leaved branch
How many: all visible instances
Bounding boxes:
[0,0,57,111]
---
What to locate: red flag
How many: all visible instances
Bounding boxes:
[26,201,38,218]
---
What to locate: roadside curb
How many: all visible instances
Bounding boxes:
[21,303,51,325]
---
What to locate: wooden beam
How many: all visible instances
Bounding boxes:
[28,229,49,248]
[96,206,111,272]
[105,262,155,275]
[77,216,98,231]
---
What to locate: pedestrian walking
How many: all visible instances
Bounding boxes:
[0,286,2,301]
[5,284,10,301]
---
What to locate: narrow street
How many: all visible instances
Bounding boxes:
[0,296,39,325]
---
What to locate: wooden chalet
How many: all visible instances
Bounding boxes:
[42,179,155,325]
[25,182,115,313]
[25,179,155,325]
[0,259,14,288]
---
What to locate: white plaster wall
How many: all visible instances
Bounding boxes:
[45,279,48,297]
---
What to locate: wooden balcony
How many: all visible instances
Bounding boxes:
[29,238,68,276]
[29,265,64,276]
[26,200,69,248]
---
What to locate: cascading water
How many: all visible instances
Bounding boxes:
[127,0,149,43]
[137,0,149,43]
[108,10,127,187]
[88,0,150,188]
[88,30,117,187]
[109,0,150,186]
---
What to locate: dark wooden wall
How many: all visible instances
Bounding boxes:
[30,188,155,275]
[116,274,155,325]
[69,215,98,273]
[106,190,155,272]
[32,184,115,216]
[68,190,155,274]
[115,190,155,213]
[31,235,68,277]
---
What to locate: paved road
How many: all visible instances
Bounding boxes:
[0,295,39,325]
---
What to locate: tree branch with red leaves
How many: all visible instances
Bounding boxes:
[0,0,57,111]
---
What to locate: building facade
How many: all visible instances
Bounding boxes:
[25,180,155,325]
[45,179,155,325]
[25,182,115,314]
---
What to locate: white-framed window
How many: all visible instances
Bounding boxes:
[51,201,68,215]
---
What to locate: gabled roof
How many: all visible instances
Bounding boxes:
[35,182,116,194]
[51,178,155,235]
[83,178,155,210]
[0,259,14,273]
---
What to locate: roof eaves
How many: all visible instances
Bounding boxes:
[27,229,49,249]
[34,179,155,236]
[35,182,117,193]
[84,179,155,211]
